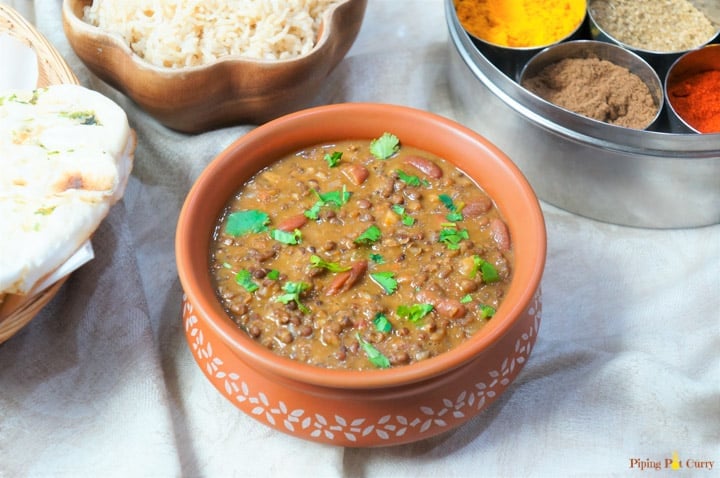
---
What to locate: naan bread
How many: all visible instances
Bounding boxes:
[0,84,134,295]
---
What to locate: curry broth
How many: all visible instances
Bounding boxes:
[210,137,513,370]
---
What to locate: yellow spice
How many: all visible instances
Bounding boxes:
[454,0,587,48]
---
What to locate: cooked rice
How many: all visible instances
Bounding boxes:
[83,0,341,68]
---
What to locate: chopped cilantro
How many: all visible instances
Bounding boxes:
[266,269,280,280]
[439,194,463,222]
[372,313,392,333]
[439,227,469,250]
[396,169,429,187]
[370,132,400,160]
[34,206,56,216]
[235,269,259,292]
[460,294,472,304]
[356,333,391,369]
[355,224,382,244]
[304,187,351,220]
[478,304,496,319]
[391,204,415,226]
[370,271,398,295]
[317,187,351,207]
[61,110,99,125]
[324,151,343,167]
[369,253,385,264]
[304,202,322,220]
[276,281,310,313]
[310,255,351,272]
[270,228,302,245]
[471,255,500,283]
[396,303,434,322]
[225,210,270,236]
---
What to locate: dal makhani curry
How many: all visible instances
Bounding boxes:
[210,133,513,370]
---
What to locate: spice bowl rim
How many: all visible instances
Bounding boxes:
[518,39,665,131]
[175,102,547,391]
[664,44,720,134]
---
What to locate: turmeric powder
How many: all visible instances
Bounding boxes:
[454,0,587,48]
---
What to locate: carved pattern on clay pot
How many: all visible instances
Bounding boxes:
[183,292,541,445]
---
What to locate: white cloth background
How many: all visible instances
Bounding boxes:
[1,1,718,477]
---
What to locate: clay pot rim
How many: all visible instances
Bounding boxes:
[176,102,546,390]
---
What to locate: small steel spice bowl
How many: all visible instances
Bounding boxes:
[586,0,720,80]
[456,0,588,80]
[518,40,664,131]
[665,44,720,134]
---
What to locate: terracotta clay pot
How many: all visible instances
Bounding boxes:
[176,103,546,447]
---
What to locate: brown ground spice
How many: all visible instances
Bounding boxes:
[522,56,658,129]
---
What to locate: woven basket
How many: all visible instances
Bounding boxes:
[0,4,79,344]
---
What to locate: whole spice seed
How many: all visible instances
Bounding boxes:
[589,0,718,52]
[668,69,720,133]
[522,56,658,129]
[454,0,586,48]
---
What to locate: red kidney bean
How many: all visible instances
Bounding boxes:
[490,218,511,252]
[276,214,308,232]
[325,260,368,296]
[403,155,443,179]
[343,163,369,185]
[463,196,493,217]
[416,289,466,319]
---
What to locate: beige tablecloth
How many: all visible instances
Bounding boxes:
[1,1,719,477]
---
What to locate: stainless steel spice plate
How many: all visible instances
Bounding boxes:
[445,0,720,228]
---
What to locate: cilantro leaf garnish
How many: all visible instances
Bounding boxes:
[235,269,259,292]
[470,255,500,283]
[460,294,473,304]
[34,206,56,216]
[355,224,382,244]
[372,313,392,333]
[317,187,351,207]
[61,110,99,125]
[439,227,469,250]
[356,333,391,369]
[270,228,302,245]
[396,303,434,322]
[304,187,352,220]
[391,204,415,226]
[304,202,322,220]
[369,253,385,264]
[310,255,351,272]
[370,132,400,160]
[267,269,280,280]
[396,169,429,187]
[370,271,398,295]
[276,281,310,313]
[324,151,343,167]
[439,194,463,222]
[478,304,496,319]
[225,210,270,236]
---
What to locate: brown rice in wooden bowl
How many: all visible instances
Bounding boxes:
[62,0,367,133]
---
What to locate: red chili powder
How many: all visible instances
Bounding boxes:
[668,69,720,133]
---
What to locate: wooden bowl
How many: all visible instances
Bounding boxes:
[0,4,78,344]
[62,0,367,133]
[176,103,547,446]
